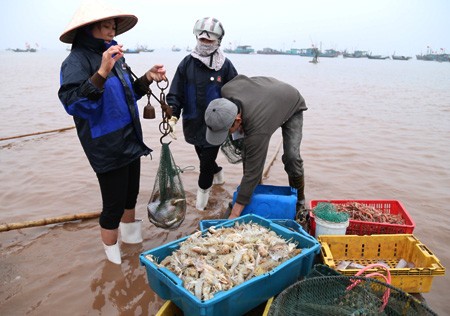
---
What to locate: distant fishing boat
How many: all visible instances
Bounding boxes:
[137,45,154,53]
[318,49,339,58]
[124,48,140,54]
[256,47,283,55]
[342,50,368,58]
[299,48,317,57]
[13,42,37,53]
[416,53,449,62]
[224,45,255,54]
[416,47,449,62]
[171,46,181,52]
[282,48,302,56]
[13,48,37,53]
[367,54,390,60]
[392,55,411,60]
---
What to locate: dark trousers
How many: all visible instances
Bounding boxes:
[281,110,304,180]
[281,110,305,201]
[96,158,141,229]
[194,145,221,190]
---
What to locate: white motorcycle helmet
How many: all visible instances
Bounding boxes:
[193,17,225,43]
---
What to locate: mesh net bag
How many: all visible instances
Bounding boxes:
[314,202,349,223]
[220,135,244,164]
[147,143,186,229]
[268,273,437,316]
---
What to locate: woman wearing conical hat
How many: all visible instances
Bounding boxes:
[58,0,166,264]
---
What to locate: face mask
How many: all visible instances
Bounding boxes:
[195,41,220,56]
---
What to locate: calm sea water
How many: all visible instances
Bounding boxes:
[1,50,449,315]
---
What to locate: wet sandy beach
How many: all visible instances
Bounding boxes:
[1,51,449,315]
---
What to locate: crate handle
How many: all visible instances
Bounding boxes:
[320,243,335,266]
[418,243,436,257]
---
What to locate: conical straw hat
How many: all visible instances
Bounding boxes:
[60,0,138,44]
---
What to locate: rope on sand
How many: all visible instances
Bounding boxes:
[262,140,283,180]
[0,126,75,141]
[0,211,100,232]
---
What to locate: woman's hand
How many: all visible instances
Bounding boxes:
[145,64,167,83]
[98,44,124,78]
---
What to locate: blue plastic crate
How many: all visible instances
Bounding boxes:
[140,214,320,316]
[232,185,297,219]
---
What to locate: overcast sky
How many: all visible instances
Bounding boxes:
[2,0,449,55]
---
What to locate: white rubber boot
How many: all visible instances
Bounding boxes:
[119,219,143,244]
[213,169,225,185]
[103,241,122,264]
[196,187,211,210]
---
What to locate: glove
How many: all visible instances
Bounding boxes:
[168,116,178,140]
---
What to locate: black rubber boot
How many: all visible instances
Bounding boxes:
[288,175,305,206]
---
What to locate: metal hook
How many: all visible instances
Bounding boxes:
[157,79,169,91]
[159,121,172,145]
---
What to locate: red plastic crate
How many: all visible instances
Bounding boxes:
[309,200,415,236]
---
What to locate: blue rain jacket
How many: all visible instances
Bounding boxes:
[58,32,150,173]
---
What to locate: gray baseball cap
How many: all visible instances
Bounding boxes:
[205,98,238,145]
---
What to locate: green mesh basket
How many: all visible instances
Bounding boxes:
[313,202,349,223]
[268,274,437,316]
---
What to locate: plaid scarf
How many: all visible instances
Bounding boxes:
[191,40,225,71]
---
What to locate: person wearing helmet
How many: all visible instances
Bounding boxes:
[58,0,166,264]
[167,17,238,211]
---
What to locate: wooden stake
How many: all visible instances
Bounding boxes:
[262,140,283,180]
[0,126,75,142]
[0,211,100,232]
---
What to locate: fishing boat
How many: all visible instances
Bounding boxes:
[416,47,449,62]
[367,54,390,60]
[342,50,368,58]
[137,45,154,52]
[298,48,317,57]
[257,47,283,55]
[282,48,301,55]
[12,42,37,53]
[224,45,255,54]
[124,48,140,54]
[319,49,339,58]
[13,48,37,53]
[392,55,412,60]
[171,46,181,52]
[416,53,449,62]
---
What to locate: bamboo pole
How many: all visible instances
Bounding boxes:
[262,140,283,180]
[0,211,100,232]
[0,126,75,142]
